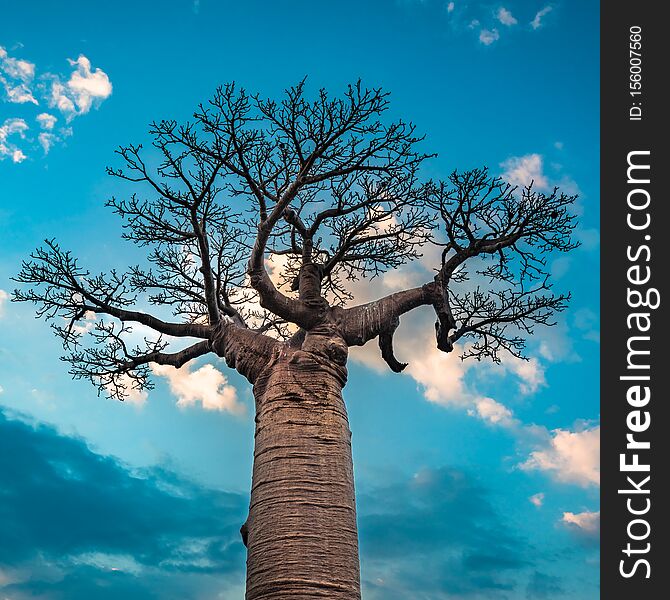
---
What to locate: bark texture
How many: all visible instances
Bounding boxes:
[244,324,360,600]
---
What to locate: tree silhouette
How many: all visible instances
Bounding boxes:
[14,81,578,599]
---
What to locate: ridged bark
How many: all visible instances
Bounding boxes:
[243,325,361,600]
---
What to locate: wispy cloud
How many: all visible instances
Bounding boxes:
[500,153,549,190]
[531,6,553,30]
[0,46,37,104]
[0,117,29,163]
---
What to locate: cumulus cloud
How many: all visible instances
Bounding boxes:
[521,426,600,487]
[479,28,500,45]
[36,112,57,130]
[562,510,599,533]
[446,2,455,13]
[48,55,112,119]
[347,236,551,422]
[500,153,549,190]
[531,6,553,30]
[503,355,546,395]
[529,492,545,507]
[0,46,37,104]
[152,362,243,414]
[347,239,547,411]
[496,7,517,26]
[0,118,29,163]
[561,510,600,538]
[472,397,517,428]
[1,46,112,161]
[561,510,600,547]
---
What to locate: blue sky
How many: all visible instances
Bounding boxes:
[0,1,599,598]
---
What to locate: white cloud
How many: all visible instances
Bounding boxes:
[70,309,97,335]
[0,46,38,105]
[2,47,111,160]
[0,289,9,316]
[447,2,455,13]
[35,116,71,155]
[531,6,553,30]
[0,118,29,140]
[152,362,244,414]
[529,492,545,507]
[38,132,57,154]
[500,153,549,190]
[562,510,600,535]
[472,397,517,428]
[71,551,143,575]
[46,54,113,121]
[496,7,517,26]
[348,240,549,409]
[536,319,578,364]
[0,118,29,162]
[521,426,600,487]
[104,373,148,406]
[36,112,57,130]
[65,55,113,114]
[405,340,474,406]
[11,148,26,163]
[479,28,500,45]
[49,80,76,114]
[504,355,546,395]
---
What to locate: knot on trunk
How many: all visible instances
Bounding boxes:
[210,321,279,384]
[273,323,349,388]
[301,323,348,366]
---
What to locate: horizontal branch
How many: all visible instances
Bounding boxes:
[115,339,212,372]
[338,282,438,347]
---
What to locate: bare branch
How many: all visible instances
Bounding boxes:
[14,82,579,391]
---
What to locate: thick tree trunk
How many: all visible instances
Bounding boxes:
[243,325,361,599]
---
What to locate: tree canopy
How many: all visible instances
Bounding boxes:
[14,81,578,399]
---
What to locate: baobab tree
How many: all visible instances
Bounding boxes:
[14,82,578,599]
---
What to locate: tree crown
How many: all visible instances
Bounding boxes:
[14,81,578,399]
